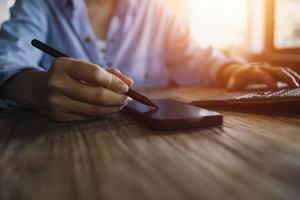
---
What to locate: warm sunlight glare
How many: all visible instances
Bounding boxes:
[189,0,247,49]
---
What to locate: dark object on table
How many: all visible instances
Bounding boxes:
[192,88,300,112]
[123,99,223,131]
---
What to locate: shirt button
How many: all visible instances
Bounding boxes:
[84,37,91,43]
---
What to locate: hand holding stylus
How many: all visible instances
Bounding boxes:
[43,57,133,121]
[29,39,159,121]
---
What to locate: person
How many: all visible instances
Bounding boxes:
[0,0,299,121]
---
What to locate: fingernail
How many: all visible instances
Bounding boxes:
[123,97,130,105]
[117,81,129,93]
[121,104,128,110]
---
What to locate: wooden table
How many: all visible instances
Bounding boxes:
[0,87,300,200]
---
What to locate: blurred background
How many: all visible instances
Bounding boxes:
[1,0,300,67]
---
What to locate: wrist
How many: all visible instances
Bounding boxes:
[0,70,48,109]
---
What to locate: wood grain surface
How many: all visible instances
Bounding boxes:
[0,87,299,200]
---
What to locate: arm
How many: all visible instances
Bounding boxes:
[163,11,243,86]
[0,0,133,121]
[0,70,47,109]
[1,57,133,121]
[0,0,48,106]
[162,7,300,90]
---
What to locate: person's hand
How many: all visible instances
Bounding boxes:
[221,63,300,91]
[43,57,133,121]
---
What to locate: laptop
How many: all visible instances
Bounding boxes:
[192,87,300,112]
[164,87,300,112]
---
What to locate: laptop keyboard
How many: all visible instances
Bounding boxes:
[191,87,300,111]
[236,88,300,100]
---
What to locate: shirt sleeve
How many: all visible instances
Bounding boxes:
[0,0,48,89]
[0,0,48,108]
[163,9,245,86]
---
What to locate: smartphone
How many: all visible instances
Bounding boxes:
[122,99,223,131]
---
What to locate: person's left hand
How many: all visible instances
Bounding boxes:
[221,63,300,91]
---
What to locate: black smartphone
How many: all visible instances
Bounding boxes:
[122,99,223,131]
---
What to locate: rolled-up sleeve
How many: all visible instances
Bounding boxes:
[0,0,48,88]
[163,12,245,86]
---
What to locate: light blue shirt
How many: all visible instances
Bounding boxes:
[0,0,240,107]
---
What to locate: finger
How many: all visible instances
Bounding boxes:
[251,69,278,89]
[51,94,123,118]
[106,68,134,87]
[227,67,278,91]
[286,68,300,83]
[63,59,129,93]
[282,68,300,87]
[256,72,278,89]
[61,76,129,106]
[227,75,277,91]
[261,66,300,88]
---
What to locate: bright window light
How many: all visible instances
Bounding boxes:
[8,0,15,7]
[189,0,248,50]
[275,0,300,49]
[0,0,16,25]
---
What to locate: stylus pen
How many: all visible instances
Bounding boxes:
[31,39,159,109]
